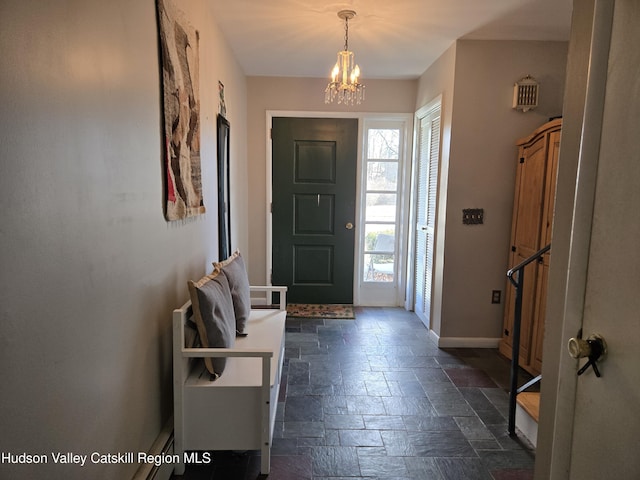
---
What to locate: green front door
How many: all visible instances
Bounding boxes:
[272,117,357,304]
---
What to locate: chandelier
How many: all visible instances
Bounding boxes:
[325,10,365,105]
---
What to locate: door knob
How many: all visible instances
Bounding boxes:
[568,333,607,377]
[345,222,353,230]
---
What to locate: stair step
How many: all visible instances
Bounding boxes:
[517,392,540,422]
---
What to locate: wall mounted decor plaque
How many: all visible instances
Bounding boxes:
[157,0,204,220]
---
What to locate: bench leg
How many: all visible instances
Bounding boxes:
[260,357,271,475]
[173,418,185,475]
[260,443,270,475]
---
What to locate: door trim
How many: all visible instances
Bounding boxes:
[405,95,443,317]
[266,110,413,306]
[537,1,614,477]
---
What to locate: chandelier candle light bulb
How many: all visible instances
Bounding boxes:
[325,10,365,105]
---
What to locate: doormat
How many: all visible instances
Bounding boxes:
[286,304,355,319]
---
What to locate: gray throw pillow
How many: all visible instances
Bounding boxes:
[213,250,251,335]
[187,269,236,379]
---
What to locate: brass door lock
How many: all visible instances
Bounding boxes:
[568,333,607,377]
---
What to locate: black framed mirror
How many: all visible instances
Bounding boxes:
[217,114,231,260]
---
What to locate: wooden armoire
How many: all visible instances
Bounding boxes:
[499,118,562,376]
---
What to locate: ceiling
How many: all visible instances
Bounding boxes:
[210,0,573,80]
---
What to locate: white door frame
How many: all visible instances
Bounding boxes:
[536,1,615,477]
[266,110,412,306]
[357,116,413,306]
[405,95,443,322]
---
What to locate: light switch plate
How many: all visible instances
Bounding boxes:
[463,208,484,225]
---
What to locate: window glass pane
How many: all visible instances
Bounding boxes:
[367,129,400,159]
[364,225,395,252]
[366,161,398,191]
[363,254,394,282]
[365,193,397,222]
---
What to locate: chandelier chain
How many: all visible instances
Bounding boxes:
[344,16,349,51]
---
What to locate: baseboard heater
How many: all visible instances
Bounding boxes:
[132,417,174,480]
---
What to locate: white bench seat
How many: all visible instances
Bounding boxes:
[173,286,287,476]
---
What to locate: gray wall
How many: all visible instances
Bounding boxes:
[416,40,568,342]
[0,1,571,476]
[414,43,457,337]
[245,76,418,286]
[0,0,248,477]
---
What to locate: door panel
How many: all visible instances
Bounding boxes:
[567,1,640,477]
[502,132,549,367]
[530,130,559,372]
[272,117,357,304]
[413,106,440,327]
[545,2,640,478]
[513,139,546,256]
[294,194,334,234]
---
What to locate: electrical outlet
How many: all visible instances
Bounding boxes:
[492,290,501,304]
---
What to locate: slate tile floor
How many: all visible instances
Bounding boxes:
[173,307,535,480]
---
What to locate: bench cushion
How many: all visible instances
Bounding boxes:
[214,250,251,335]
[187,269,236,378]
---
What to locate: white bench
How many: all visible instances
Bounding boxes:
[172,286,287,475]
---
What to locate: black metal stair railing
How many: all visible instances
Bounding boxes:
[506,243,550,436]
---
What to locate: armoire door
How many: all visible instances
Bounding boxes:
[502,130,548,366]
[530,128,561,372]
[500,119,561,374]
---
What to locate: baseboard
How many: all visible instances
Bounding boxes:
[429,330,501,348]
[132,417,174,480]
